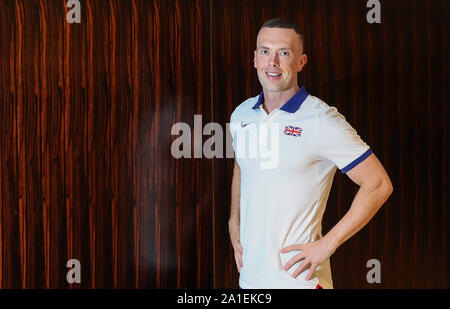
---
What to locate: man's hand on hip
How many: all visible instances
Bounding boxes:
[280,237,336,280]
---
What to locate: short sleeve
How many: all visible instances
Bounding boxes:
[316,106,372,173]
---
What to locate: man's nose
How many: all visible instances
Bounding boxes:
[269,54,279,67]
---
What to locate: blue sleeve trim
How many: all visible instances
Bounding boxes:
[340,149,373,173]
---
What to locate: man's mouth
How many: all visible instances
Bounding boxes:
[265,71,282,79]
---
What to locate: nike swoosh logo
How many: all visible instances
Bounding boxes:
[241,121,253,128]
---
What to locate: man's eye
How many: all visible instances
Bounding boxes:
[261,50,269,55]
[280,51,289,56]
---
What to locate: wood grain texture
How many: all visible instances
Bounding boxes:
[0,0,448,289]
[0,0,21,289]
[0,0,213,289]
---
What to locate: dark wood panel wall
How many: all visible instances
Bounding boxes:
[0,0,448,288]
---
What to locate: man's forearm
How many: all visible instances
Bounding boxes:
[323,180,393,253]
[229,161,243,273]
[229,161,241,227]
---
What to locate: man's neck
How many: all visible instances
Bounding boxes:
[262,86,300,114]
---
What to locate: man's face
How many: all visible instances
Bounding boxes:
[254,27,307,93]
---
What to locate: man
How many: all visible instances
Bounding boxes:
[228,18,393,289]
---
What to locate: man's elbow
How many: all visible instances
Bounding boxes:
[363,174,393,202]
[379,175,393,201]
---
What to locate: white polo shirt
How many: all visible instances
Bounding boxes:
[229,86,372,289]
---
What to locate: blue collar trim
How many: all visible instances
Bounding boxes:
[251,86,309,113]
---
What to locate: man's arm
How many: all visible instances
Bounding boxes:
[324,153,393,252]
[281,153,393,280]
[229,160,243,273]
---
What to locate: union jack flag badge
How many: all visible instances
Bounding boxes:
[284,125,302,137]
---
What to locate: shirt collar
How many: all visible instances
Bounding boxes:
[251,86,309,113]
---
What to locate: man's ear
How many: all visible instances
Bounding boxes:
[254,50,257,68]
[297,54,307,72]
